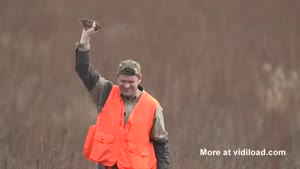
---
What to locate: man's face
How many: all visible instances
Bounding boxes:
[117,74,142,98]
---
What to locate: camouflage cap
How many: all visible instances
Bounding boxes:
[117,59,141,75]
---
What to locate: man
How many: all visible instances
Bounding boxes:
[75,22,170,169]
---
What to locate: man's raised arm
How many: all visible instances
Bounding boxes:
[75,22,112,108]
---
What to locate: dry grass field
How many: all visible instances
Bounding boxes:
[1,0,300,168]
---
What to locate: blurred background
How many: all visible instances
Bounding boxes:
[1,0,300,168]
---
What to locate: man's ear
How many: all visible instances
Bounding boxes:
[137,74,143,84]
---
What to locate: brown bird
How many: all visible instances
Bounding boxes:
[79,17,101,31]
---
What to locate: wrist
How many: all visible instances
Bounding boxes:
[76,41,90,51]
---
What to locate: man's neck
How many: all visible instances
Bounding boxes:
[123,89,142,100]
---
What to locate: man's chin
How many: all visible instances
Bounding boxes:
[121,92,133,97]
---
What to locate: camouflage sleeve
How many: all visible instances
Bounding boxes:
[151,104,170,169]
[75,47,113,112]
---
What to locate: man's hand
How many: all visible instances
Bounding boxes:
[80,22,98,44]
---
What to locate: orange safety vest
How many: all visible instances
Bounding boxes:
[83,85,158,169]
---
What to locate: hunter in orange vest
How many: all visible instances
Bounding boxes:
[84,85,158,169]
[75,21,170,169]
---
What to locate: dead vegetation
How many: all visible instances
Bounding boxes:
[0,0,299,168]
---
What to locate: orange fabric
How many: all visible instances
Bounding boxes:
[83,125,97,161]
[84,85,158,169]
